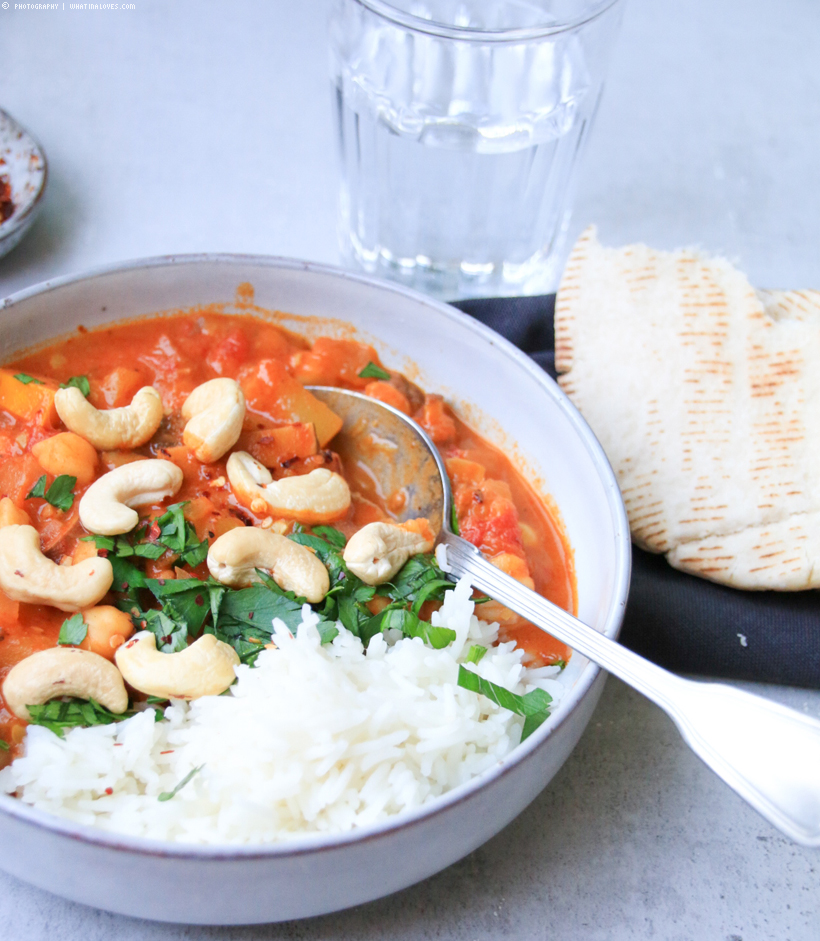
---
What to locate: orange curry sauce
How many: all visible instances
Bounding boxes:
[0,311,575,764]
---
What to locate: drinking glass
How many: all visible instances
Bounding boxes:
[329,0,623,300]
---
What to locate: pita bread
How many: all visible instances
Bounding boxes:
[555,226,820,590]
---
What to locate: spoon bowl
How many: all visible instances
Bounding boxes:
[313,385,820,848]
[309,386,448,531]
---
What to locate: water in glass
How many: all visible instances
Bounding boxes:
[330,0,621,299]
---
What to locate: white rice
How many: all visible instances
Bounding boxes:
[0,578,563,845]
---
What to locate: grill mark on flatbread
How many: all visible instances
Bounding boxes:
[555,226,820,589]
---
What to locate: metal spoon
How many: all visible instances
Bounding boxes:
[310,386,820,847]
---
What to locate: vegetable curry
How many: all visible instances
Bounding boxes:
[0,309,574,765]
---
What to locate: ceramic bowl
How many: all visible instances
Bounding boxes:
[0,108,48,260]
[0,256,630,924]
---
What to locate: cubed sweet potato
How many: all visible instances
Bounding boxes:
[239,359,342,446]
[363,380,411,415]
[243,423,318,468]
[290,338,383,389]
[0,370,58,426]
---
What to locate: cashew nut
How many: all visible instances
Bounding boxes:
[0,525,113,611]
[79,459,184,535]
[55,385,163,449]
[115,631,239,700]
[207,527,329,602]
[2,646,128,721]
[226,451,350,524]
[343,519,435,585]
[181,378,246,463]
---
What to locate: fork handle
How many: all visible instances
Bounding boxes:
[441,531,820,846]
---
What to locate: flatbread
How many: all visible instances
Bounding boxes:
[555,226,820,590]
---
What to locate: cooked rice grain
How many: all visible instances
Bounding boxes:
[0,578,563,845]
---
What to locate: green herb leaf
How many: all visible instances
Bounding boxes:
[14,373,43,385]
[152,502,208,567]
[158,764,204,802]
[316,620,339,645]
[450,501,460,536]
[380,554,452,607]
[45,475,77,512]
[180,537,209,568]
[0,739,9,751]
[144,577,218,640]
[311,525,347,548]
[521,710,550,741]
[110,554,148,594]
[26,698,132,736]
[58,612,88,646]
[142,608,188,653]
[59,375,91,397]
[25,475,47,500]
[457,665,552,741]
[397,609,456,649]
[132,542,166,560]
[156,502,189,555]
[465,644,487,664]
[82,533,115,551]
[26,474,77,512]
[358,361,391,381]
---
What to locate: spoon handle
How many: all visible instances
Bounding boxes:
[441,532,820,846]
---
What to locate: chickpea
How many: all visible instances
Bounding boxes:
[32,432,98,486]
[79,605,136,662]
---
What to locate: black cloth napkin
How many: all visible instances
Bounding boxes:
[451,295,820,689]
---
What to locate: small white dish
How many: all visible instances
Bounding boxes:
[0,108,48,260]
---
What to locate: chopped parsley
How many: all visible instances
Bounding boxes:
[26,698,162,737]
[58,612,88,646]
[0,739,9,752]
[457,665,552,742]
[26,474,77,512]
[465,644,487,665]
[358,361,391,381]
[14,373,43,385]
[59,375,91,397]
[158,764,204,802]
[287,526,456,650]
[83,501,208,570]
[450,502,461,535]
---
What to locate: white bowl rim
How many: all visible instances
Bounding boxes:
[0,107,48,242]
[0,252,631,860]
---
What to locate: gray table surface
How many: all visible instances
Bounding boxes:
[1,1,819,938]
